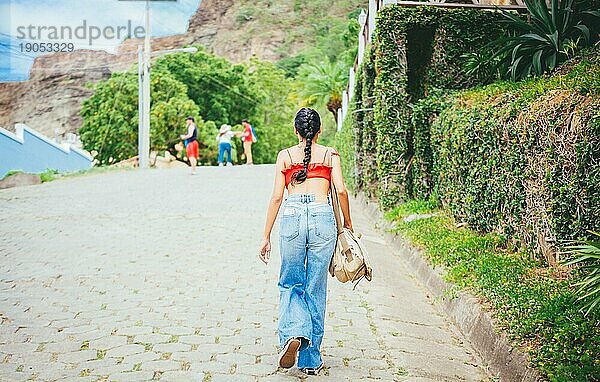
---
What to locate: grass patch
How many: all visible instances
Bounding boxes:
[3,170,24,178]
[2,165,133,183]
[396,366,409,377]
[386,200,600,381]
[79,369,90,377]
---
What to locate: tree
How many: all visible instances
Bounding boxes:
[80,71,199,165]
[298,60,347,124]
[244,58,301,163]
[152,47,259,128]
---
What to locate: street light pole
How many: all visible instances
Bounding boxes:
[140,0,152,169]
[132,0,197,169]
[137,45,144,168]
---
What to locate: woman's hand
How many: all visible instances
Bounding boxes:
[343,220,353,232]
[258,238,271,264]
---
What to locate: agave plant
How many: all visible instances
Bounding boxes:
[460,49,503,83]
[496,0,600,80]
[564,231,600,316]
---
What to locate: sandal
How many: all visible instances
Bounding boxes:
[300,363,324,375]
[278,337,301,369]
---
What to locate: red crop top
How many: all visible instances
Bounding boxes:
[281,148,339,187]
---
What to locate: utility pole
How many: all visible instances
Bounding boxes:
[138,45,144,167]
[129,0,196,169]
[140,0,152,169]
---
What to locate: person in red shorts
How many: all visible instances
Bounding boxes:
[180,116,199,174]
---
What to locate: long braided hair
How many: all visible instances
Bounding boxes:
[291,108,321,185]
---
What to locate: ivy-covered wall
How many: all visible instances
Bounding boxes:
[341,3,600,258]
[352,5,512,207]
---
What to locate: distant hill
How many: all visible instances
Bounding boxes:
[0,0,365,138]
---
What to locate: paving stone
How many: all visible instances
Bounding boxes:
[169,350,212,363]
[190,360,230,374]
[57,349,98,363]
[151,342,191,353]
[211,372,256,382]
[214,352,257,366]
[0,343,38,354]
[159,370,204,382]
[115,326,153,336]
[0,166,489,381]
[89,335,128,350]
[105,344,145,358]
[236,361,278,377]
[132,333,172,344]
[114,350,158,365]
[159,326,195,336]
[139,359,181,372]
[61,324,98,334]
[44,340,82,353]
[106,370,155,381]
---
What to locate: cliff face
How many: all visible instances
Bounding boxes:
[0,0,363,137]
[0,34,193,138]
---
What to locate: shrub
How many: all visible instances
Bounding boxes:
[430,52,600,262]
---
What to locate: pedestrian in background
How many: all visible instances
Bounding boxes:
[259,108,353,376]
[180,116,199,174]
[216,124,241,166]
[241,119,255,165]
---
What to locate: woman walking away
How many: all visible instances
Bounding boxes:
[216,124,241,166]
[180,116,199,174]
[258,108,353,376]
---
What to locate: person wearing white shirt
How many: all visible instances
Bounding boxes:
[216,124,242,166]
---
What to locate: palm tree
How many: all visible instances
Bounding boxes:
[299,61,347,123]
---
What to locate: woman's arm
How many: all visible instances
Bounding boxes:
[259,151,286,264]
[330,150,353,231]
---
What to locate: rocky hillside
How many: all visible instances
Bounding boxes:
[0,0,364,138]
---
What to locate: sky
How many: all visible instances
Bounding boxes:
[0,0,202,82]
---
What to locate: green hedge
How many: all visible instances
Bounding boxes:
[334,102,357,191]
[431,53,600,260]
[360,47,379,199]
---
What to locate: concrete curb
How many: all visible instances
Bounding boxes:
[354,192,541,382]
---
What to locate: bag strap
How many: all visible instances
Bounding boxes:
[327,148,343,235]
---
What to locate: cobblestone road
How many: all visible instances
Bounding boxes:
[0,166,489,381]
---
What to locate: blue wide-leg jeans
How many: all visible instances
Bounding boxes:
[278,193,337,369]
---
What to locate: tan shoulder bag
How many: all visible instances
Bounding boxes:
[327,149,373,288]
